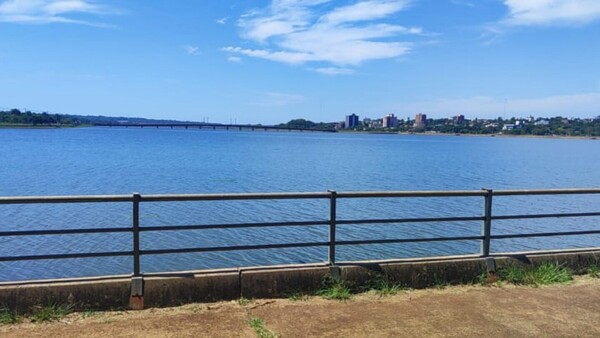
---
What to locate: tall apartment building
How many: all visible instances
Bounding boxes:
[414,113,427,128]
[383,113,398,128]
[345,114,359,129]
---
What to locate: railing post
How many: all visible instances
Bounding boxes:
[132,192,141,276]
[130,192,144,310]
[481,189,493,257]
[328,190,337,266]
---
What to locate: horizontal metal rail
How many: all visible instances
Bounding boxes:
[493,188,600,196]
[491,229,600,239]
[0,195,132,204]
[337,216,484,225]
[0,227,132,237]
[140,241,330,256]
[140,220,329,232]
[141,192,331,202]
[0,188,599,280]
[492,212,600,220]
[337,190,487,198]
[0,251,133,262]
[336,235,484,246]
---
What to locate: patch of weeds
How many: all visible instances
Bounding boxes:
[317,275,352,301]
[368,273,407,296]
[0,307,21,325]
[238,297,254,306]
[587,264,600,278]
[477,272,489,286]
[81,310,99,319]
[498,262,572,286]
[287,292,310,302]
[30,304,74,323]
[247,316,278,338]
[431,275,448,289]
[190,304,203,313]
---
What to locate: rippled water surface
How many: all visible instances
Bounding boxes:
[1,128,600,281]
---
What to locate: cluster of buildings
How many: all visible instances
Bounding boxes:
[339,113,600,132]
[341,113,430,129]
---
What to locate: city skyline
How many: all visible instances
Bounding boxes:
[1,0,600,124]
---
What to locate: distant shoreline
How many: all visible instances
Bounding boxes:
[338,130,599,140]
[1,124,598,140]
[396,132,599,141]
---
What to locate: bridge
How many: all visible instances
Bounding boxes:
[93,122,337,133]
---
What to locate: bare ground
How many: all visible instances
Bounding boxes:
[2,276,600,338]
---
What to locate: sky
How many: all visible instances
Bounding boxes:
[1,0,600,124]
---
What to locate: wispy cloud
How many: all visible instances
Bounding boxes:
[216,16,227,25]
[501,0,600,26]
[183,45,201,56]
[0,0,117,26]
[313,67,354,75]
[227,56,242,63]
[223,0,421,73]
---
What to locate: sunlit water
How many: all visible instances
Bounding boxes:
[1,127,599,281]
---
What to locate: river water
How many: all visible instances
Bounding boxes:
[1,127,599,281]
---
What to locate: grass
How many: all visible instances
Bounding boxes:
[497,262,572,286]
[287,292,310,302]
[477,272,489,286]
[431,276,449,289]
[317,275,352,301]
[367,274,408,296]
[587,264,600,278]
[30,304,74,323]
[238,297,254,306]
[247,316,278,338]
[0,307,21,325]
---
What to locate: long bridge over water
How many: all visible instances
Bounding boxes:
[94,122,337,133]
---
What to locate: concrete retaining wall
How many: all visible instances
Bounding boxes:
[1,250,599,312]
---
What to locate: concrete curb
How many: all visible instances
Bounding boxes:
[1,250,599,312]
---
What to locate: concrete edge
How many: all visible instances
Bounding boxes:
[1,250,599,312]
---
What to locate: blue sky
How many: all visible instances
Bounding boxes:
[1,0,600,124]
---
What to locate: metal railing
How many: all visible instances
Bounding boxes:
[1,188,600,278]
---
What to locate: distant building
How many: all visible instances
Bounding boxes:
[414,113,427,128]
[382,113,398,128]
[453,114,465,123]
[345,114,359,129]
[502,124,516,131]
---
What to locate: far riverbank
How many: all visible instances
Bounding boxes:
[338,130,599,140]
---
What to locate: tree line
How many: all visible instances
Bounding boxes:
[0,109,80,126]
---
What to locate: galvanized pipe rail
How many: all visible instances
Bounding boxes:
[1,188,600,278]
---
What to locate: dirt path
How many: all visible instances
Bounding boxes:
[3,277,600,337]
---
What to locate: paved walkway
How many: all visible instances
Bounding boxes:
[2,277,600,337]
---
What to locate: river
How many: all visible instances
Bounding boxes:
[1,127,599,281]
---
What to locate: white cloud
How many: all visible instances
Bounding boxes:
[0,0,115,25]
[313,67,354,75]
[227,56,242,63]
[392,91,600,118]
[183,45,200,56]
[222,46,316,64]
[216,16,227,25]
[224,0,421,72]
[502,0,600,26]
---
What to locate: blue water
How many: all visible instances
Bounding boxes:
[1,127,600,281]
